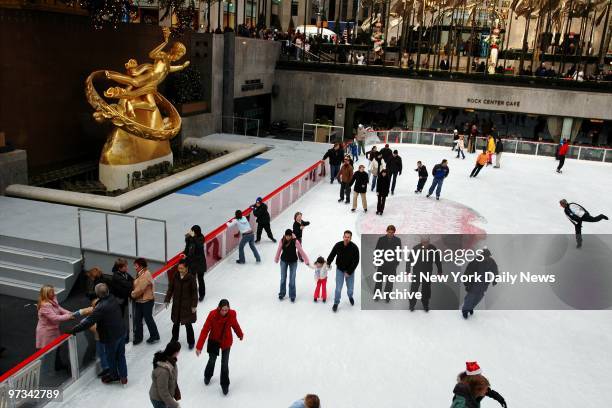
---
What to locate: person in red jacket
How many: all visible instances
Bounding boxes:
[556,139,570,173]
[195,299,244,395]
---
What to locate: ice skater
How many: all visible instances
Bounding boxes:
[451,129,459,151]
[375,168,391,215]
[349,139,359,162]
[494,137,504,168]
[455,135,466,159]
[327,230,360,312]
[373,225,401,302]
[322,143,344,183]
[387,150,402,195]
[414,161,428,193]
[469,150,488,178]
[227,210,261,264]
[406,237,443,312]
[337,156,354,204]
[293,212,310,262]
[274,229,310,302]
[452,362,508,408]
[350,164,369,213]
[252,197,276,243]
[308,256,329,302]
[556,139,569,173]
[461,248,498,319]
[369,152,385,191]
[560,199,608,248]
[426,159,449,200]
[455,362,508,408]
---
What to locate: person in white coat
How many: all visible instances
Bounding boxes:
[369,152,386,191]
[456,135,466,159]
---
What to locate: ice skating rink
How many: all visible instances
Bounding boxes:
[56,145,612,408]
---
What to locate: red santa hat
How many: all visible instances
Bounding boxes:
[465,361,482,375]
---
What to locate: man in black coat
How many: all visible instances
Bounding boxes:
[327,230,360,312]
[387,150,403,195]
[350,164,369,213]
[373,225,402,301]
[68,283,128,384]
[414,161,428,193]
[322,143,344,184]
[252,197,276,243]
[376,169,391,215]
[406,237,443,312]
[111,258,133,318]
[379,143,393,164]
[560,199,608,248]
[461,248,498,319]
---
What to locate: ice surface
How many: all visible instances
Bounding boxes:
[55,145,612,408]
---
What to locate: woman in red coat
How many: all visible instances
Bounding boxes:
[195,299,243,395]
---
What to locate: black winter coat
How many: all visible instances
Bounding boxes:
[387,155,403,174]
[327,241,360,275]
[164,271,198,324]
[252,203,271,224]
[323,148,344,166]
[451,383,480,408]
[86,275,111,301]
[375,235,402,270]
[463,257,499,294]
[376,174,391,196]
[416,166,428,178]
[351,171,369,193]
[292,220,310,240]
[406,243,443,273]
[72,294,125,344]
[111,270,134,304]
[495,140,504,153]
[380,147,393,164]
[184,235,207,276]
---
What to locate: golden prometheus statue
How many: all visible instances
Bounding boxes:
[85,27,190,190]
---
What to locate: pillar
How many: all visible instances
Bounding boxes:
[413,105,424,131]
[561,117,573,141]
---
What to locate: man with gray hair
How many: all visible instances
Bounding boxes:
[68,283,128,385]
[559,199,608,248]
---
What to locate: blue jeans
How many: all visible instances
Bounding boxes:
[96,341,109,370]
[279,261,298,300]
[428,178,444,197]
[103,336,127,379]
[330,164,340,183]
[238,232,260,262]
[134,300,159,342]
[371,175,378,191]
[462,291,485,313]
[334,269,355,304]
[151,400,168,408]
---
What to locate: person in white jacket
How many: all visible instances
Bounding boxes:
[227,210,261,264]
[308,257,329,302]
[369,152,386,191]
[456,135,466,159]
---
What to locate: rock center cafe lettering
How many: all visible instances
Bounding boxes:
[467,97,521,107]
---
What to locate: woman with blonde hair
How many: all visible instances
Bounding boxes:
[36,285,75,372]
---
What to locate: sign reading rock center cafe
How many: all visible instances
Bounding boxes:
[466,97,521,107]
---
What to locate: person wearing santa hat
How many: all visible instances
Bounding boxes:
[453,361,508,408]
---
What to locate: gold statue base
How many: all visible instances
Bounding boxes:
[99,128,173,191]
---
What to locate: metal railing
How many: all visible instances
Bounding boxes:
[222,115,260,137]
[302,123,345,144]
[77,208,168,262]
[364,129,612,163]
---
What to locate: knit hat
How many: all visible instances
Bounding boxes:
[465,361,482,375]
[256,197,263,202]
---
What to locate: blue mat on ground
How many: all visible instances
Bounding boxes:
[176,157,270,196]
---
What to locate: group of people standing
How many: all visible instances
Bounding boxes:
[326,141,403,215]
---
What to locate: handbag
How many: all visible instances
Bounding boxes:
[206,318,228,356]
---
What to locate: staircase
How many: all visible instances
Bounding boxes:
[0,235,82,302]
